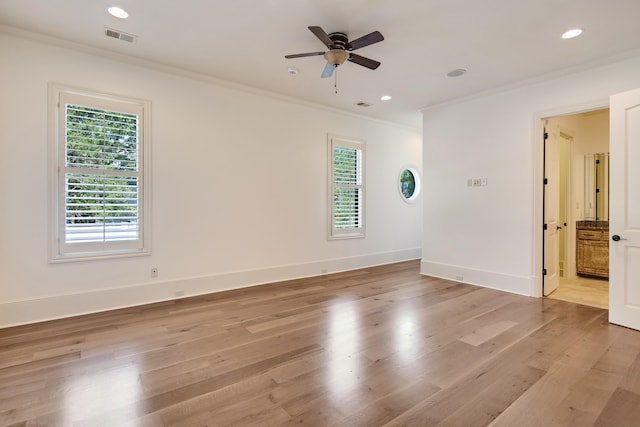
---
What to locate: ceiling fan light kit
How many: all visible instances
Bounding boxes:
[324,49,349,66]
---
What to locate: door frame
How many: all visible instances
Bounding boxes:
[532,99,609,298]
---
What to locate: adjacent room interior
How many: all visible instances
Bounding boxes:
[544,109,610,309]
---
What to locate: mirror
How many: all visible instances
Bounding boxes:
[584,153,609,221]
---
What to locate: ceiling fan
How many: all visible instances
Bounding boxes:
[285,26,384,78]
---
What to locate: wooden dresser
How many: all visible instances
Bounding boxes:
[576,221,609,278]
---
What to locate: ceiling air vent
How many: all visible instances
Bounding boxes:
[104,27,137,44]
[356,102,372,108]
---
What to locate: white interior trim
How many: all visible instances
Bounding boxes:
[420,260,532,297]
[0,248,421,328]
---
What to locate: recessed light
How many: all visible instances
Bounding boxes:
[447,68,467,78]
[561,28,583,39]
[108,6,129,19]
[380,95,392,101]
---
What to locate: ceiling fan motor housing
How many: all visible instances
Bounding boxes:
[328,32,348,50]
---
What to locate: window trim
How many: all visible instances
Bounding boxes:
[328,134,366,240]
[48,83,151,262]
[398,166,421,204]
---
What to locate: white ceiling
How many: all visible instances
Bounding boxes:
[1,0,640,128]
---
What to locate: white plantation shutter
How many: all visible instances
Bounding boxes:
[64,174,139,243]
[329,136,365,238]
[51,87,150,260]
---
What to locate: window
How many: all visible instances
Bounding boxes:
[328,135,365,239]
[398,167,421,203]
[49,85,150,261]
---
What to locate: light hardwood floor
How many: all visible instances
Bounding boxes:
[547,276,609,309]
[2,261,640,426]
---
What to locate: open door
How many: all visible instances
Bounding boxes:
[610,88,640,330]
[543,128,560,296]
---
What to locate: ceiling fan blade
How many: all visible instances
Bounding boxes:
[321,62,336,78]
[285,52,325,59]
[348,31,384,51]
[308,26,334,49]
[348,53,381,70]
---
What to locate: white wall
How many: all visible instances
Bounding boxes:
[0,32,422,327]
[421,56,640,296]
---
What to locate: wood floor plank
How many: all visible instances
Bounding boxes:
[381,347,546,426]
[458,320,518,346]
[549,369,623,427]
[2,260,640,426]
[157,372,277,425]
[619,343,640,395]
[332,378,441,426]
[488,310,617,427]
[593,387,640,427]
[436,363,545,427]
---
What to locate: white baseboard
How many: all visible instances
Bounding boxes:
[0,248,421,328]
[420,260,534,297]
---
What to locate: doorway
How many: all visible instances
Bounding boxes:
[543,108,610,309]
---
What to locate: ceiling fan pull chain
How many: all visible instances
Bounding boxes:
[335,66,338,94]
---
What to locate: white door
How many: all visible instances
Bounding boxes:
[610,88,640,330]
[544,128,560,296]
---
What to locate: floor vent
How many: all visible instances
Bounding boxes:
[104,27,137,44]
